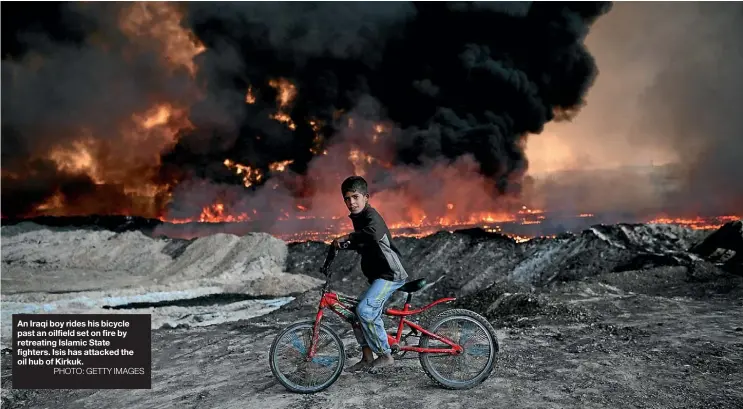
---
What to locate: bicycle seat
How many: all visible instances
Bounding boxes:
[397,278,427,293]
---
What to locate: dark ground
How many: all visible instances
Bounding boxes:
[2,222,742,408]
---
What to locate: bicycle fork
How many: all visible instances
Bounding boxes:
[307,308,324,360]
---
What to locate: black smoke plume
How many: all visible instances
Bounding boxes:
[1,1,613,220]
[178,1,612,188]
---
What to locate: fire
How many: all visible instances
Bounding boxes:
[348,150,365,174]
[139,105,171,129]
[156,179,737,244]
[17,2,205,219]
[8,3,739,247]
[348,149,375,176]
[647,215,740,230]
[347,146,394,176]
[32,99,192,217]
[35,192,65,212]
[386,208,520,232]
[372,123,386,143]
[223,158,295,188]
[268,78,297,130]
[309,119,326,155]
[269,78,297,108]
[245,86,256,104]
[518,205,543,215]
[48,139,103,184]
[509,235,533,244]
[269,160,294,172]
[131,103,192,143]
[271,113,297,130]
[198,203,250,223]
[119,2,206,77]
[224,159,263,188]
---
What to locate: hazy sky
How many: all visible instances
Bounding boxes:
[526,2,743,176]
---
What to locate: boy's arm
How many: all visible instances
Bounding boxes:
[347,225,382,246]
[334,230,372,250]
[334,213,385,249]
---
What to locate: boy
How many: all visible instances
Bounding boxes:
[332,175,408,372]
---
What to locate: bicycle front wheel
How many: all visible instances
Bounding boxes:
[418,308,499,390]
[268,321,346,394]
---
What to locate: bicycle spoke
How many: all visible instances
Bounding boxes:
[424,317,493,382]
[272,324,343,391]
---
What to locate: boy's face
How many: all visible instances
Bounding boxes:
[343,190,368,214]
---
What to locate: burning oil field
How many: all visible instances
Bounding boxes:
[3,4,743,408]
[2,2,740,244]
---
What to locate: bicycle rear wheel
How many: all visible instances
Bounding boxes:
[418,308,498,390]
[269,321,346,393]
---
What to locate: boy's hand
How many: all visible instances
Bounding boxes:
[332,235,350,249]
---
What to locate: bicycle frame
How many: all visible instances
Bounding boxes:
[307,247,462,359]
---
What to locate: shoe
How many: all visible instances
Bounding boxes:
[347,359,373,373]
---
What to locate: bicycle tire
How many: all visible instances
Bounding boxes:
[269,320,346,394]
[418,308,499,390]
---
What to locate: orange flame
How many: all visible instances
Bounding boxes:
[647,215,739,230]
[119,2,206,77]
[271,112,297,130]
[17,6,741,245]
[48,139,103,184]
[223,158,295,188]
[309,119,326,155]
[268,78,297,108]
[269,160,294,172]
[245,86,256,104]
[198,203,250,223]
[27,2,206,219]
[265,78,298,130]
[372,123,386,143]
[348,149,375,176]
[34,192,65,213]
[224,159,263,188]
[347,146,394,176]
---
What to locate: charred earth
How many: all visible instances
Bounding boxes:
[1,218,742,408]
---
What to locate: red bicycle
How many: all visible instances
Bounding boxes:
[269,246,499,393]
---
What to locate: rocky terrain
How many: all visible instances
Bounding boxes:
[0,222,322,339]
[1,219,742,408]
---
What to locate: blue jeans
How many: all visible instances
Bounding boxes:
[353,278,406,355]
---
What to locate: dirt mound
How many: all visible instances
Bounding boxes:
[1,216,161,236]
[286,230,522,301]
[456,261,743,327]
[690,220,743,274]
[285,223,717,301]
[0,223,304,295]
[282,222,737,325]
[153,233,287,288]
[0,222,325,346]
[2,224,174,293]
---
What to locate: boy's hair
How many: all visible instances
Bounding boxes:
[341,175,368,196]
